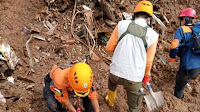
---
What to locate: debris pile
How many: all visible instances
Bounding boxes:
[0,0,200,112]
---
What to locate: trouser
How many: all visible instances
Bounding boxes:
[43,74,94,112]
[108,73,143,112]
[174,67,200,99]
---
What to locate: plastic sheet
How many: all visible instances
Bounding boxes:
[0,36,19,70]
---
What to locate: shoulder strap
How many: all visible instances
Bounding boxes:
[185,36,194,46]
[118,20,149,50]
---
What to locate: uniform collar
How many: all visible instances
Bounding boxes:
[134,18,148,27]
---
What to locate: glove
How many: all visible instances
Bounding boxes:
[142,76,150,85]
[169,58,175,62]
[105,89,116,107]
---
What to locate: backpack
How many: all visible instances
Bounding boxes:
[177,23,200,57]
[118,20,149,50]
[191,22,200,54]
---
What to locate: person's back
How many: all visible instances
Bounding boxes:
[169,8,200,99]
[170,26,200,69]
[107,18,158,82]
[105,1,159,112]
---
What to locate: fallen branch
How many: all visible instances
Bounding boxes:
[70,0,90,48]
[25,35,35,74]
[71,0,77,37]
[25,35,33,69]
[25,35,46,74]
[83,5,94,30]
[84,24,96,55]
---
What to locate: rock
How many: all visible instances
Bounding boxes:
[7,76,14,84]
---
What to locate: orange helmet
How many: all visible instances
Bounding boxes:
[133,0,153,16]
[68,62,93,97]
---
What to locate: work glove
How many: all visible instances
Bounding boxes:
[169,58,175,62]
[142,76,150,85]
[105,89,116,107]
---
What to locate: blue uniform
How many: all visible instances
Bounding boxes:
[170,26,200,70]
[170,26,200,99]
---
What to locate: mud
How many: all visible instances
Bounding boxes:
[0,0,200,112]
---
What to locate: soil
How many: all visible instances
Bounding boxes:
[0,0,200,112]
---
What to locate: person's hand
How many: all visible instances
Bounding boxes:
[142,76,150,85]
[169,58,175,62]
[169,58,176,67]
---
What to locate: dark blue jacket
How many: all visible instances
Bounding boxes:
[170,26,200,70]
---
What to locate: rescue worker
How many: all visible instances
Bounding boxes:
[43,62,99,112]
[169,8,200,99]
[105,1,159,111]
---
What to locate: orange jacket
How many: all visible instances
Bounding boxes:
[50,65,98,103]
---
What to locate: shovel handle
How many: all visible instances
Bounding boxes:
[146,82,156,97]
[146,82,153,91]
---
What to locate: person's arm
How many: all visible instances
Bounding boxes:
[169,27,185,62]
[91,99,99,112]
[145,40,158,77]
[64,99,76,112]
[88,88,99,112]
[106,25,119,52]
[55,88,75,112]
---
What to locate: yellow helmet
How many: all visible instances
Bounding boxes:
[133,0,153,16]
[68,62,93,97]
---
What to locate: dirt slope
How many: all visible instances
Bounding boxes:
[0,0,200,112]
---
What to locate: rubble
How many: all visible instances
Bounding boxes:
[7,76,14,84]
[32,35,46,41]
[0,36,19,70]
[1,0,200,111]
[0,92,6,105]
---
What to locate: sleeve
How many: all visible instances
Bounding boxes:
[170,27,183,58]
[88,88,98,100]
[50,65,60,79]
[106,25,119,52]
[145,40,158,77]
